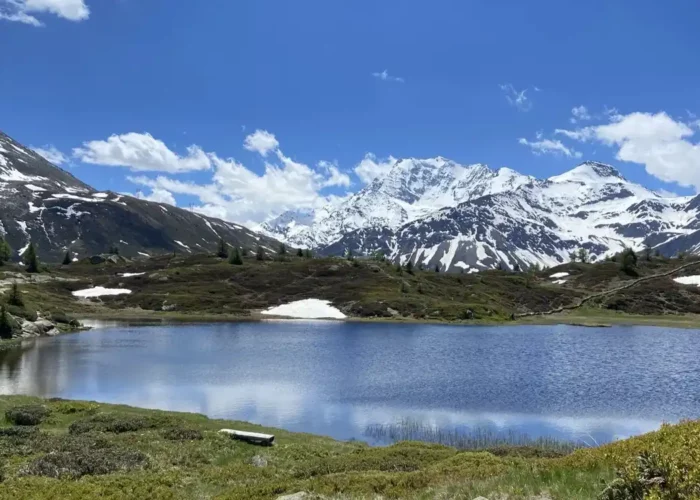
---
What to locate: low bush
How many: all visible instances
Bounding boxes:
[5,405,51,426]
[69,413,174,434]
[161,427,203,441]
[19,448,149,479]
[51,400,100,415]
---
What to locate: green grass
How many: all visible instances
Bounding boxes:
[1,396,699,499]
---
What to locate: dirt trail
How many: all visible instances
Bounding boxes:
[516,260,700,318]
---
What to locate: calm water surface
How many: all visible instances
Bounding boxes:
[1,321,699,445]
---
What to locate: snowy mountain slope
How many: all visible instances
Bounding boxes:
[259,157,535,248]
[0,131,279,262]
[320,161,699,272]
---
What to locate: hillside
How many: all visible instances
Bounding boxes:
[4,249,700,327]
[0,395,698,499]
[0,131,280,262]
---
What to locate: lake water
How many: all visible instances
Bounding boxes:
[1,321,699,445]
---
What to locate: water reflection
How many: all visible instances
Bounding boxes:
[1,322,698,445]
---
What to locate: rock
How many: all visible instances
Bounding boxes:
[33,319,55,334]
[251,455,267,467]
[106,255,119,264]
[89,255,106,265]
[21,320,41,337]
[46,328,60,336]
[162,302,177,312]
[276,494,308,500]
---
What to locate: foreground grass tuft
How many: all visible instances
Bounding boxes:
[0,396,698,499]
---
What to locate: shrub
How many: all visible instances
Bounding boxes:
[278,243,287,255]
[20,448,148,479]
[51,401,99,415]
[0,238,11,265]
[0,305,14,340]
[24,243,39,273]
[5,304,37,322]
[216,237,228,259]
[62,251,71,265]
[256,245,265,261]
[69,413,172,434]
[7,282,23,307]
[598,451,676,500]
[228,247,243,265]
[296,248,303,257]
[161,428,203,441]
[5,405,51,426]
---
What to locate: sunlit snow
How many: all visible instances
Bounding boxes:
[72,287,132,298]
[261,299,346,319]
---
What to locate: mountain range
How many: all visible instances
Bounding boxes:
[260,157,700,272]
[0,131,278,262]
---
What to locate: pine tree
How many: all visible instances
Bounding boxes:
[0,238,11,265]
[0,305,13,340]
[304,249,313,259]
[434,264,440,273]
[296,248,303,257]
[278,243,287,255]
[108,245,119,255]
[228,247,243,265]
[256,245,265,261]
[25,243,39,273]
[216,238,228,258]
[644,246,652,261]
[568,251,577,263]
[8,282,23,307]
[62,250,72,265]
[620,247,638,274]
[404,260,414,275]
[241,247,249,257]
[577,248,589,264]
[345,248,353,261]
[400,281,409,294]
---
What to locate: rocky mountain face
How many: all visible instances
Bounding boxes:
[263,158,699,272]
[0,131,279,262]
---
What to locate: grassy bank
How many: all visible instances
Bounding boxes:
[0,396,699,499]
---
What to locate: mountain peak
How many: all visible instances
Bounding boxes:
[549,161,625,184]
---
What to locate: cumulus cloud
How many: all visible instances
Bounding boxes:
[518,137,582,158]
[31,144,68,165]
[372,70,405,83]
[124,131,354,225]
[0,0,89,26]
[560,111,700,191]
[73,132,211,173]
[499,84,532,112]
[243,129,279,157]
[135,188,177,206]
[354,153,397,184]
[570,105,591,124]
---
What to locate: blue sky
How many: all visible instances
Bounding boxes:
[2,0,700,224]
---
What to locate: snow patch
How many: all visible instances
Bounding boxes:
[550,272,570,279]
[551,279,568,285]
[673,275,700,287]
[118,272,145,278]
[48,193,103,203]
[72,287,132,298]
[25,184,46,192]
[92,193,109,199]
[174,240,191,251]
[261,299,346,319]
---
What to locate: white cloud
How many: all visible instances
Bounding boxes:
[554,128,596,142]
[0,0,89,26]
[243,129,279,157]
[559,111,700,191]
[655,188,681,198]
[372,70,405,83]
[499,83,532,112]
[135,188,177,206]
[518,137,582,158]
[125,131,354,225]
[73,132,211,173]
[570,105,591,124]
[31,144,68,165]
[354,153,397,184]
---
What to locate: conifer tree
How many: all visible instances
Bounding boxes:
[25,243,39,273]
[8,282,23,307]
[62,250,72,265]
[0,305,13,340]
[216,238,228,258]
[229,247,243,265]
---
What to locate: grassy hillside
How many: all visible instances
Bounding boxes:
[4,251,700,325]
[0,396,698,499]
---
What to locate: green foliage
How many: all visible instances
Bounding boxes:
[577,247,589,264]
[8,282,24,307]
[216,237,228,259]
[256,245,265,261]
[241,247,249,257]
[404,260,414,275]
[228,247,243,265]
[345,248,353,260]
[644,246,652,261]
[677,250,686,261]
[24,242,39,273]
[513,263,521,272]
[304,249,313,258]
[435,264,440,273]
[400,280,409,293]
[5,405,51,426]
[62,250,72,265]
[0,304,13,339]
[569,250,578,262]
[107,245,120,255]
[278,243,287,255]
[372,250,385,261]
[296,248,303,257]
[0,238,11,264]
[620,247,638,274]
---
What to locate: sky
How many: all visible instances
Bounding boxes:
[2,0,700,226]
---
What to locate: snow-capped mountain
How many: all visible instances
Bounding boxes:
[259,157,535,248]
[0,131,279,261]
[266,158,699,272]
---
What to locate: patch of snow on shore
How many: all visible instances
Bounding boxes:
[673,275,700,287]
[552,279,567,285]
[72,287,132,298]
[119,272,145,277]
[550,272,569,279]
[262,299,346,319]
